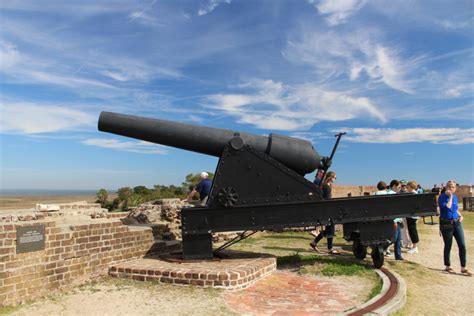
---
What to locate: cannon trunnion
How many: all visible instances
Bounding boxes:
[98,112,437,268]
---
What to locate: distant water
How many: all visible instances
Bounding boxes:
[0,189,103,196]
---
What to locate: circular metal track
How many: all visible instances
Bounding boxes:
[347,267,400,315]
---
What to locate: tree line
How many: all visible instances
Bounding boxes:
[95,172,214,211]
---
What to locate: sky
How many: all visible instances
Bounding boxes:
[0,0,473,191]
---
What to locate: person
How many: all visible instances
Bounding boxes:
[388,180,404,260]
[416,184,424,194]
[375,181,391,256]
[406,181,420,254]
[375,181,388,195]
[399,180,412,248]
[310,171,339,254]
[313,169,325,186]
[188,172,213,206]
[438,180,471,276]
[400,180,408,193]
[308,169,326,237]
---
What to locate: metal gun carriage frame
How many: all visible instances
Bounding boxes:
[99,112,437,268]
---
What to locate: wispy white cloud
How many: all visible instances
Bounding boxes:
[340,128,474,144]
[0,102,96,134]
[205,79,386,130]
[198,0,231,16]
[438,19,472,30]
[311,0,368,26]
[289,131,330,144]
[0,41,22,68]
[285,30,422,94]
[0,1,135,17]
[81,138,167,154]
[444,83,474,98]
[128,0,164,27]
[383,102,474,122]
[370,1,473,34]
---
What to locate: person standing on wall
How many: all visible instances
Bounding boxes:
[188,172,213,206]
[438,180,471,276]
[310,171,339,255]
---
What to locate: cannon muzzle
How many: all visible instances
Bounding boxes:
[98,111,321,175]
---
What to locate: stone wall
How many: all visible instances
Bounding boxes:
[456,185,473,203]
[331,185,377,198]
[0,218,180,307]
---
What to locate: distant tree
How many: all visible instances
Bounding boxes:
[127,194,144,208]
[133,185,151,195]
[117,187,133,201]
[95,188,109,208]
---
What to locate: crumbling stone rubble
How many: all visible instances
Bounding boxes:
[124,199,240,242]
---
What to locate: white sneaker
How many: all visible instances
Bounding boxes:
[407,247,419,254]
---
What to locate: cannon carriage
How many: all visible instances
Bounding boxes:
[98,111,437,268]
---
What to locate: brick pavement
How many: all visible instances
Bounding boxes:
[224,270,358,315]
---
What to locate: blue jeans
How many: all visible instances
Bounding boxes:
[394,224,402,260]
[440,219,467,267]
[313,223,335,250]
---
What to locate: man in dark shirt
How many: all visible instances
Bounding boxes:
[189,172,213,206]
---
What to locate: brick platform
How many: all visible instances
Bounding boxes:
[109,251,276,290]
[225,270,359,315]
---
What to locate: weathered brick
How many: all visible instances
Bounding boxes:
[174,278,190,285]
[54,267,69,275]
[76,237,88,244]
[190,279,205,286]
[4,275,23,286]
[208,272,218,281]
[160,277,173,284]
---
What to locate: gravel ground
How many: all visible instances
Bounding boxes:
[393,219,474,315]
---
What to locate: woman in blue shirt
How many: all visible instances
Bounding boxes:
[438,180,471,276]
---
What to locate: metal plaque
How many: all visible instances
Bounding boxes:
[16,225,45,253]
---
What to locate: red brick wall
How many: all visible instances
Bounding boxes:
[0,219,177,306]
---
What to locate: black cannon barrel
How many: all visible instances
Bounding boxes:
[98,111,321,175]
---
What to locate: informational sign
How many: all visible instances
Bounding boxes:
[16,225,45,253]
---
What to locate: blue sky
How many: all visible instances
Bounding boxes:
[0,0,473,191]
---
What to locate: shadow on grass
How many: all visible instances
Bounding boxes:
[263,246,315,253]
[277,253,373,276]
[264,235,310,240]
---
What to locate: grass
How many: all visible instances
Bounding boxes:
[368,278,383,300]
[277,252,373,277]
[0,306,21,315]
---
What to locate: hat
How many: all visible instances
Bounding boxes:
[200,172,209,178]
[400,180,407,185]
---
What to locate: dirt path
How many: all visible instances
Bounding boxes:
[10,280,234,316]
[390,220,474,315]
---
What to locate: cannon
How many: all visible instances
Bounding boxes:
[98,111,437,267]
